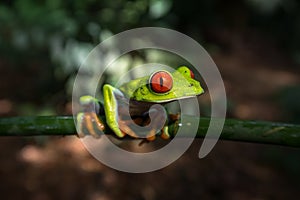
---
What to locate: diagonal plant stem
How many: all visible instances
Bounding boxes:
[0,115,300,147]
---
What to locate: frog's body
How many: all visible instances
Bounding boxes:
[77,66,204,141]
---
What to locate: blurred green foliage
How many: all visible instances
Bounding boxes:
[2,0,300,63]
[0,2,300,198]
[0,0,300,116]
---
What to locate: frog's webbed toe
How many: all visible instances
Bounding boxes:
[76,112,105,138]
[152,113,179,141]
[76,95,105,138]
[117,118,137,138]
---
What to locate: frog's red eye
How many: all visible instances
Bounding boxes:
[190,69,195,79]
[149,71,173,93]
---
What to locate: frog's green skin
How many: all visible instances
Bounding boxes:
[77,66,204,140]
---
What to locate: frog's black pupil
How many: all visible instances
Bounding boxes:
[160,77,163,87]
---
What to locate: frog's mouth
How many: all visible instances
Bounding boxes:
[142,90,204,103]
[161,94,203,103]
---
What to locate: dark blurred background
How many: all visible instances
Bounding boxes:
[1,0,300,199]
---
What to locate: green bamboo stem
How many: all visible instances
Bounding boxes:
[0,115,300,147]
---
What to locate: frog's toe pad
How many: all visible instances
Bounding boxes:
[76,112,104,138]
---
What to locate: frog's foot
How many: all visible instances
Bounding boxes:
[117,118,138,138]
[146,128,157,141]
[143,113,176,141]
[138,127,168,146]
[137,129,155,146]
[76,112,105,138]
[145,125,170,141]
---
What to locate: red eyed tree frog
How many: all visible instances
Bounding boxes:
[76,66,204,141]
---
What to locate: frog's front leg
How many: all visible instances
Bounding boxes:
[103,84,138,138]
[76,96,105,138]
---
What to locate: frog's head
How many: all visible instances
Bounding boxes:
[119,66,204,103]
